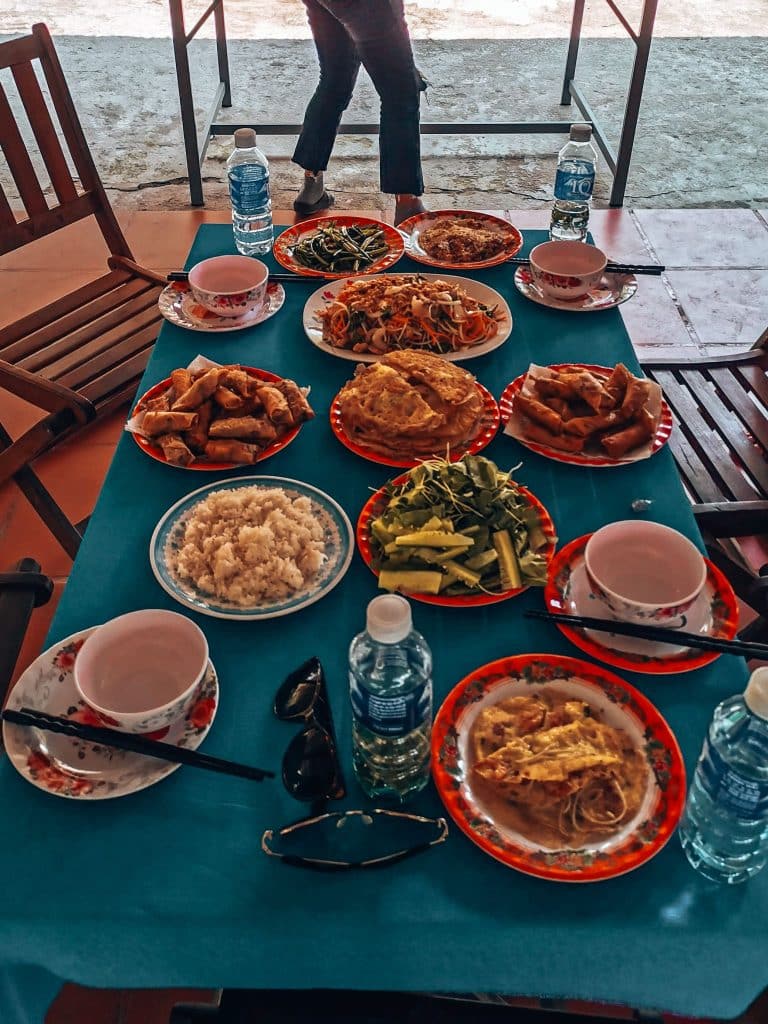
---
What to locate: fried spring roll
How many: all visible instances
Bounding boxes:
[156,433,196,467]
[541,396,571,418]
[256,385,292,424]
[620,377,653,418]
[272,378,315,423]
[183,399,213,453]
[600,407,655,458]
[208,416,278,441]
[523,421,586,453]
[213,386,244,410]
[563,410,627,437]
[203,440,260,464]
[536,371,608,413]
[170,368,192,399]
[598,363,633,411]
[172,368,221,411]
[218,368,251,395]
[142,411,197,437]
[515,393,564,435]
[142,392,172,413]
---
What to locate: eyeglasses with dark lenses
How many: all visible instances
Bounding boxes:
[261,809,449,871]
[274,657,345,803]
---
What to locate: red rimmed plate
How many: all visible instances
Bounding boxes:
[431,652,686,882]
[330,382,500,469]
[398,210,523,270]
[273,215,404,279]
[356,475,556,607]
[543,533,739,674]
[130,367,305,471]
[499,363,673,467]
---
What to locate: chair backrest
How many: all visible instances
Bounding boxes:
[0,22,133,260]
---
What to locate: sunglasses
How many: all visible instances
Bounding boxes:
[261,808,449,871]
[274,656,346,804]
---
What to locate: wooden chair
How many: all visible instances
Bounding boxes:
[0,23,166,558]
[0,557,53,703]
[641,328,768,639]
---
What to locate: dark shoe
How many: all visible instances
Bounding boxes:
[293,190,335,215]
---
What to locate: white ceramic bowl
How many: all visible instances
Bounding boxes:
[584,520,707,626]
[74,609,209,733]
[529,240,607,301]
[187,255,268,318]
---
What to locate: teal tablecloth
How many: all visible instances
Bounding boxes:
[1,227,763,1021]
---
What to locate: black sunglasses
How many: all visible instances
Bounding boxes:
[273,656,346,804]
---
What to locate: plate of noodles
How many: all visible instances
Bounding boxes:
[303,273,512,362]
[432,653,685,882]
[397,209,523,270]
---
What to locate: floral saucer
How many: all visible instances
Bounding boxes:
[514,266,637,312]
[158,280,285,332]
[544,534,738,674]
[3,627,219,799]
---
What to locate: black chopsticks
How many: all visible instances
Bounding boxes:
[167,271,314,284]
[508,256,664,277]
[524,609,768,660]
[2,707,274,782]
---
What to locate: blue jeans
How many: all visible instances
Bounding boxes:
[292,0,425,196]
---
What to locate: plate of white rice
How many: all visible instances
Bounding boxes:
[150,477,354,620]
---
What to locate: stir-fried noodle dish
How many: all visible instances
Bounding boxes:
[471,689,648,848]
[317,274,502,355]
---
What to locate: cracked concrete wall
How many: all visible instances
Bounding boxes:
[1,4,767,213]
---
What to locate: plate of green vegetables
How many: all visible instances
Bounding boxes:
[356,455,557,606]
[273,215,405,279]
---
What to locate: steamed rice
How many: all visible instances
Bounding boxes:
[172,487,326,606]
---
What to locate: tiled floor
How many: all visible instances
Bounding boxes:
[1,206,767,1024]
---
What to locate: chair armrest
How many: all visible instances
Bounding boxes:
[0,558,53,707]
[0,360,95,424]
[108,254,168,286]
[694,502,768,538]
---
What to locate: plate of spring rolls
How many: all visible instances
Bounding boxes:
[500,363,672,467]
[127,360,314,469]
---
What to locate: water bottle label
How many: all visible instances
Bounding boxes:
[228,167,270,213]
[699,737,768,819]
[554,164,595,201]
[349,674,431,737]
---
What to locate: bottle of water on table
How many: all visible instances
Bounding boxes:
[349,594,433,802]
[549,123,598,242]
[227,127,273,256]
[679,667,768,884]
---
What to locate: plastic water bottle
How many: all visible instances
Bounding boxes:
[349,594,433,802]
[226,127,273,256]
[549,123,598,242]
[679,667,768,884]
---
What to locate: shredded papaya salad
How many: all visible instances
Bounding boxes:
[317,274,502,355]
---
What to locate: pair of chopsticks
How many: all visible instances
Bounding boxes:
[167,271,313,284]
[508,256,664,277]
[2,707,274,782]
[524,609,768,660]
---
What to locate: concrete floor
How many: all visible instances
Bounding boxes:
[0,2,767,214]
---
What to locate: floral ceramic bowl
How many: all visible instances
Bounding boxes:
[73,609,209,733]
[187,254,268,318]
[529,240,607,301]
[584,520,708,626]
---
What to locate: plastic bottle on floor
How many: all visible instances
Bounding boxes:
[226,128,273,256]
[679,666,768,883]
[349,594,433,803]
[549,123,598,242]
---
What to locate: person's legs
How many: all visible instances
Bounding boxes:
[333,0,425,211]
[292,0,361,210]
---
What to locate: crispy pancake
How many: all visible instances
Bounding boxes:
[337,348,484,458]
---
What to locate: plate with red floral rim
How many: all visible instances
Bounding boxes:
[544,534,738,674]
[356,473,557,607]
[158,280,285,332]
[330,381,500,469]
[431,652,686,882]
[129,366,307,471]
[2,627,219,800]
[273,215,404,279]
[499,363,673,468]
[397,210,523,270]
[513,266,637,311]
